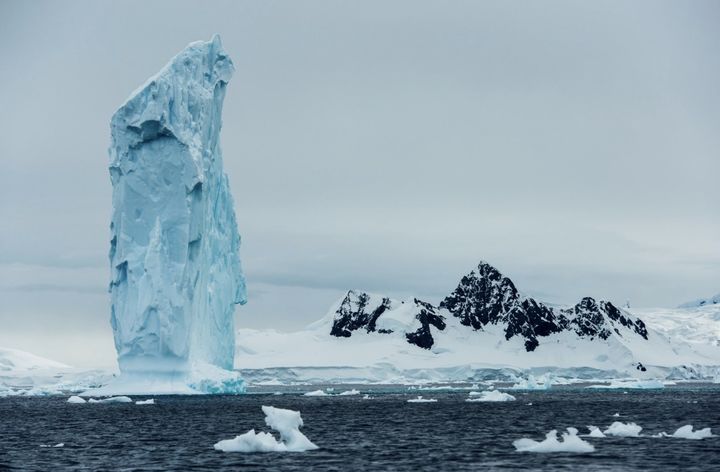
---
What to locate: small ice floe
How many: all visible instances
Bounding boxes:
[513,428,594,453]
[67,396,86,404]
[508,374,552,391]
[303,390,329,397]
[527,402,533,406]
[213,406,318,453]
[466,391,516,402]
[653,425,714,440]
[39,443,64,448]
[338,389,360,396]
[588,380,664,390]
[612,412,621,417]
[603,422,642,437]
[407,396,437,403]
[88,396,133,403]
[362,394,373,400]
[273,392,283,396]
[135,399,155,405]
[587,426,606,438]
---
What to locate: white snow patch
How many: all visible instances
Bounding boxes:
[603,422,642,437]
[466,390,516,402]
[513,428,595,453]
[213,406,318,453]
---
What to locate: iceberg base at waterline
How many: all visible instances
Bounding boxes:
[81,363,245,396]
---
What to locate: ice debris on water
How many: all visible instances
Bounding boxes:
[213,406,318,453]
[586,426,606,438]
[67,396,86,404]
[466,391,516,402]
[88,396,133,404]
[407,396,437,403]
[338,389,361,396]
[513,428,595,453]
[508,374,552,390]
[653,425,714,440]
[39,443,65,448]
[303,390,329,397]
[135,399,155,405]
[588,380,664,390]
[603,421,642,437]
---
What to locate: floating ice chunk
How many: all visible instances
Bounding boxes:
[407,396,437,403]
[612,413,621,417]
[303,390,329,397]
[603,422,642,437]
[466,391,516,402]
[587,426,606,438]
[588,380,664,389]
[338,389,360,396]
[40,443,64,448]
[135,399,155,405]
[67,396,86,404]
[513,428,595,453]
[213,406,318,453]
[508,374,552,390]
[669,425,713,440]
[88,396,133,404]
[362,394,373,400]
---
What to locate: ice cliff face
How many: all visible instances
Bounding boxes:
[108,35,246,375]
[330,261,648,352]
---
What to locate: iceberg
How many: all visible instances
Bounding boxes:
[97,35,246,394]
[214,406,318,453]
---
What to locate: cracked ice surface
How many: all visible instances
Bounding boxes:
[104,35,246,392]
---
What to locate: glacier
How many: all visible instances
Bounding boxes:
[97,35,246,394]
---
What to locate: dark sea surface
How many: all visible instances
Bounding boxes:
[1,385,719,471]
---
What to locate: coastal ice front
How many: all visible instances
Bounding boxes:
[91,35,246,395]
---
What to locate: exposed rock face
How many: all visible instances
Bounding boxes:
[330,291,392,337]
[405,299,446,349]
[329,261,649,352]
[329,292,445,349]
[108,35,246,375]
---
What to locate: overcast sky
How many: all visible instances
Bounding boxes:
[1,0,718,367]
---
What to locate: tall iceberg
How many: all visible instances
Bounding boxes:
[96,35,246,394]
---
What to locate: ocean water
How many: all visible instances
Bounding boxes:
[1,386,718,471]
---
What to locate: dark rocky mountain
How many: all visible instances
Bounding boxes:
[329,290,446,349]
[329,261,650,352]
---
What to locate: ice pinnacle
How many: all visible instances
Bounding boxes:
[107,35,246,378]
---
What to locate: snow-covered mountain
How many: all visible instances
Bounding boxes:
[235,262,720,383]
[678,292,720,308]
